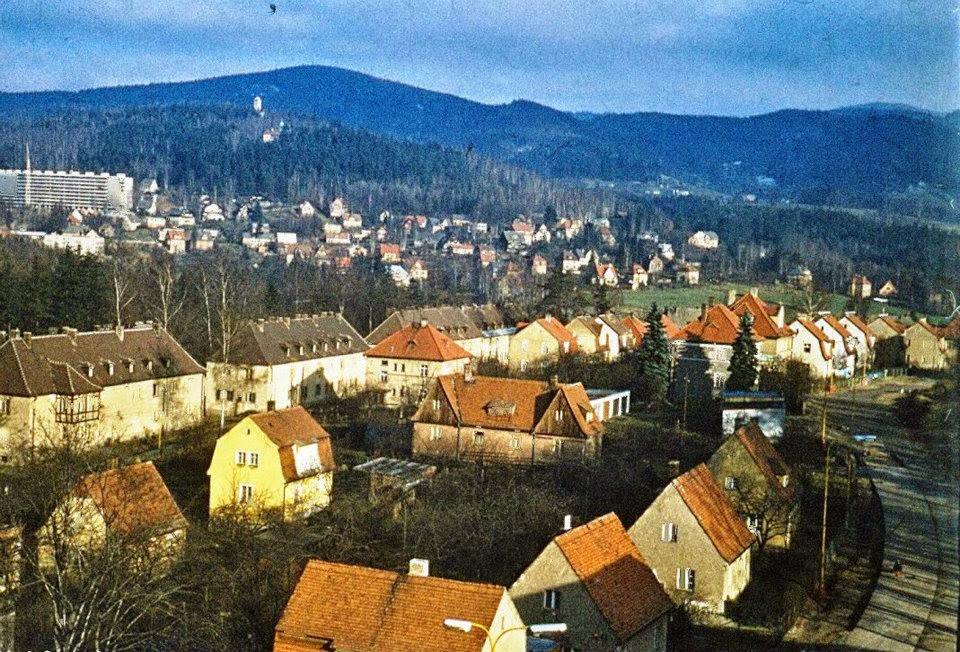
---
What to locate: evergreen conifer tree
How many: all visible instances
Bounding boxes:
[727,313,759,390]
[636,303,671,402]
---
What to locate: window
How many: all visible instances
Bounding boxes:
[724,476,737,490]
[712,374,726,390]
[420,364,429,377]
[238,484,254,503]
[542,589,559,610]
[520,360,528,372]
[554,409,564,421]
[803,343,812,354]
[473,431,485,446]
[379,370,388,383]
[249,452,259,467]
[245,368,254,380]
[267,401,276,411]
[430,426,442,441]
[553,439,563,455]
[0,397,10,415]
[510,437,520,450]
[106,362,114,376]
[661,522,678,542]
[540,342,549,355]
[235,451,248,465]
[432,398,441,411]
[520,340,529,352]
[126,360,135,373]
[248,392,257,403]
[746,514,762,533]
[676,568,695,591]
[562,341,570,353]
[152,383,160,397]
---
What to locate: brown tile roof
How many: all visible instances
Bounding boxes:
[792,318,832,361]
[672,463,754,563]
[621,314,681,344]
[365,323,473,362]
[873,314,907,335]
[907,319,944,338]
[274,560,507,652]
[554,513,673,643]
[0,326,203,398]
[680,304,743,345]
[817,314,853,341]
[842,313,873,342]
[248,407,336,482]
[733,422,796,502]
[430,374,601,438]
[729,293,792,339]
[72,462,187,538]
[531,316,578,351]
[227,314,369,365]
[938,315,960,340]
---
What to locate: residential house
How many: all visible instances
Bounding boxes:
[273,559,526,652]
[44,461,187,554]
[849,275,872,300]
[630,264,650,289]
[389,264,411,287]
[510,513,673,651]
[0,325,205,458]
[508,316,578,372]
[380,243,402,263]
[877,280,897,297]
[839,312,875,368]
[814,314,858,377]
[788,318,835,378]
[207,407,335,519]
[728,290,793,361]
[447,240,475,256]
[593,262,619,287]
[707,421,797,549]
[477,245,496,267]
[367,305,513,364]
[646,254,665,277]
[868,314,907,368]
[365,322,472,407]
[408,258,429,282]
[531,254,548,276]
[328,197,347,219]
[566,315,629,361]
[687,231,719,249]
[342,213,363,230]
[41,226,106,256]
[627,464,754,613]
[672,303,742,400]
[206,314,368,417]
[621,313,682,348]
[587,388,632,421]
[787,267,813,290]
[903,319,949,370]
[674,261,701,286]
[297,201,316,217]
[412,371,602,463]
[561,251,585,275]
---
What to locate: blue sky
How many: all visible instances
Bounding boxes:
[0,0,957,115]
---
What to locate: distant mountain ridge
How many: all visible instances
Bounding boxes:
[1,65,957,206]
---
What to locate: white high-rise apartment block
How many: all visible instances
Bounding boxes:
[0,150,134,210]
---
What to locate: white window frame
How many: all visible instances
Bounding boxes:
[661,522,677,542]
[724,476,737,490]
[235,451,247,465]
[430,425,442,441]
[542,589,559,610]
[238,484,254,503]
[554,409,564,421]
[420,364,429,377]
[248,452,259,467]
[676,567,695,591]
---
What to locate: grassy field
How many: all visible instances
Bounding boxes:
[617,282,913,323]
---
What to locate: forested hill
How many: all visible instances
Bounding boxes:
[1,65,957,208]
[0,106,611,219]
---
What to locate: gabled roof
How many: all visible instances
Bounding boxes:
[0,326,203,398]
[621,314,682,343]
[72,462,187,538]
[365,323,472,362]
[791,318,832,361]
[938,315,960,340]
[429,374,601,438]
[729,293,792,339]
[841,313,874,347]
[672,464,754,563]
[681,304,743,345]
[227,314,369,365]
[367,305,507,343]
[553,513,673,643]
[248,407,336,482]
[274,560,507,652]
[732,421,796,502]
[871,314,906,335]
[817,314,853,340]
[905,319,943,339]
[596,313,631,338]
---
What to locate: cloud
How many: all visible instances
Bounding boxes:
[0,0,955,114]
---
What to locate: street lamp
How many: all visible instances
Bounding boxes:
[443,618,567,651]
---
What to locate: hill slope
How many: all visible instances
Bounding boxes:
[1,65,957,206]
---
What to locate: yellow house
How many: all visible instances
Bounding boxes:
[207,406,336,520]
[903,320,948,370]
[507,316,578,372]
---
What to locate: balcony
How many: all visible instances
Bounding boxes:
[55,394,101,424]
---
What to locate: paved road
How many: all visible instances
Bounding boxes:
[815,380,958,652]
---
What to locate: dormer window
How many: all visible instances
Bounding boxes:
[84,363,94,378]
[311,342,318,353]
[297,344,304,355]
[125,359,135,373]
[145,360,153,372]
[106,362,115,376]
[554,409,564,421]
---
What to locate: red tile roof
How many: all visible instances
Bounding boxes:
[72,462,186,538]
[680,304,743,345]
[734,422,796,502]
[817,314,853,341]
[248,407,336,482]
[274,560,507,652]
[841,313,873,342]
[621,314,682,344]
[672,464,754,563]
[874,314,907,335]
[792,318,832,361]
[938,315,960,340]
[365,323,473,362]
[554,513,673,643]
[729,293,792,339]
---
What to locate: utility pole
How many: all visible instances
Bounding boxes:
[682,377,690,430]
[818,404,831,601]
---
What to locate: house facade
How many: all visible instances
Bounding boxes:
[868,314,907,368]
[707,421,797,549]
[207,407,335,520]
[0,325,205,459]
[206,314,369,417]
[903,320,948,370]
[365,322,472,407]
[274,559,526,652]
[412,372,602,463]
[787,318,835,378]
[814,314,858,377]
[628,464,754,613]
[510,513,673,651]
[508,316,578,372]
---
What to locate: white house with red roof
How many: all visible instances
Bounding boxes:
[788,317,835,378]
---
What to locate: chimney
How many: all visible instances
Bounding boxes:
[544,312,553,323]
[256,318,265,333]
[10,329,20,340]
[23,331,31,344]
[667,459,681,477]
[115,324,124,342]
[700,303,708,320]
[419,319,428,328]
[563,514,574,531]
[707,296,715,307]
[726,289,737,305]
[549,374,560,389]
[408,558,430,577]
[463,362,474,383]
[62,327,78,345]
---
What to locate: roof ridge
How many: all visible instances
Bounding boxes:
[9,340,35,395]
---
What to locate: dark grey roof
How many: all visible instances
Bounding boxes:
[226,313,369,365]
[367,304,507,344]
